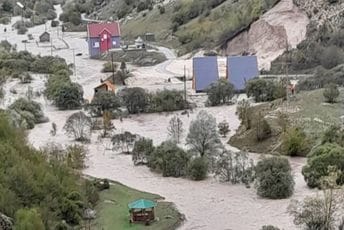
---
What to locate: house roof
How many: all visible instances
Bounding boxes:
[227,55,259,90]
[87,22,121,38]
[128,199,156,210]
[39,31,50,37]
[193,56,219,92]
[94,80,116,92]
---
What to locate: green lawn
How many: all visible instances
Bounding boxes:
[92,182,183,230]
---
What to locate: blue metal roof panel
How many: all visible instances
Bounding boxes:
[193,57,219,92]
[227,56,259,90]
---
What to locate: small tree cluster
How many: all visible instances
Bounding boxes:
[255,156,295,199]
[132,137,154,165]
[246,79,286,102]
[206,79,235,106]
[214,150,255,185]
[112,131,138,154]
[148,141,190,177]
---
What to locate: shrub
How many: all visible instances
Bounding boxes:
[302,143,344,188]
[149,89,187,112]
[9,98,45,124]
[89,91,121,116]
[148,141,190,177]
[323,83,340,103]
[188,157,208,181]
[282,127,310,157]
[255,156,295,199]
[132,137,154,165]
[101,62,118,73]
[53,82,83,110]
[206,79,234,106]
[320,46,344,69]
[246,79,285,102]
[119,87,148,114]
[255,116,272,142]
[321,125,344,147]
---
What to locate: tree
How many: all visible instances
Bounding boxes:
[148,141,190,177]
[120,87,148,114]
[302,143,344,188]
[255,156,295,199]
[282,127,310,157]
[323,83,340,103]
[236,100,252,130]
[15,208,44,230]
[206,79,235,106]
[289,167,344,230]
[188,157,208,181]
[90,91,121,116]
[186,110,221,158]
[214,149,255,185]
[101,111,114,138]
[218,121,230,137]
[64,112,92,142]
[132,137,154,165]
[167,115,184,143]
[111,131,138,154]
[65,144,88,170]
[50,122,57,136]
[54,82,83,110]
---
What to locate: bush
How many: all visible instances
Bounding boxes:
[255,156,294,199]
[148,141,190,177]
[323,83,340,103]
[206,79,235,106]
[101,62,118,73]
[302,143,344,188]
[322,125,344,147]
[320,46,344,69]
[89,91,121,116]
[188,157,208,181]
[53,82,83,110]
[132,137,154,165]
[246,79,285,102]
[120,87,148,114]
[149,89,187,112]
[255,116,272,141]
[282,127,310,157]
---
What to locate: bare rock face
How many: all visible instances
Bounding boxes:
[224,0,309,70]
[0,212,13,230]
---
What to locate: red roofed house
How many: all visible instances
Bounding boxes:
[87,22,121,58]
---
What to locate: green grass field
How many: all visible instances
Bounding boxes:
[229,88,344,153]
[92,182,183,230]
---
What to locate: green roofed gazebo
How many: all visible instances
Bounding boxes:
[128,199,157,225]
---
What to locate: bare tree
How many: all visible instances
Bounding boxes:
[64,112,92,142]
[186,110,222,158]
[167,115,184,143]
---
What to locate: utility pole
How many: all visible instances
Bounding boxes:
[72,49,76,76]
[184,65,187,104]
[111,52,115,83]
[50,37,53,56]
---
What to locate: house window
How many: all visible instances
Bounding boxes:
[93,42,99,48]
[112,41,117,46]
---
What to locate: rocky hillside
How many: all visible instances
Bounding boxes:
[224,0,309,70]
[270,0,344,74]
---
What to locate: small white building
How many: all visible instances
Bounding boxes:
[135,36,144,49]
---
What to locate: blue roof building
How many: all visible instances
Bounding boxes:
[193,57,219,92]
[227,56,259,90]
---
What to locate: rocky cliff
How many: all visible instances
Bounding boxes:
[224,0,309,70]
